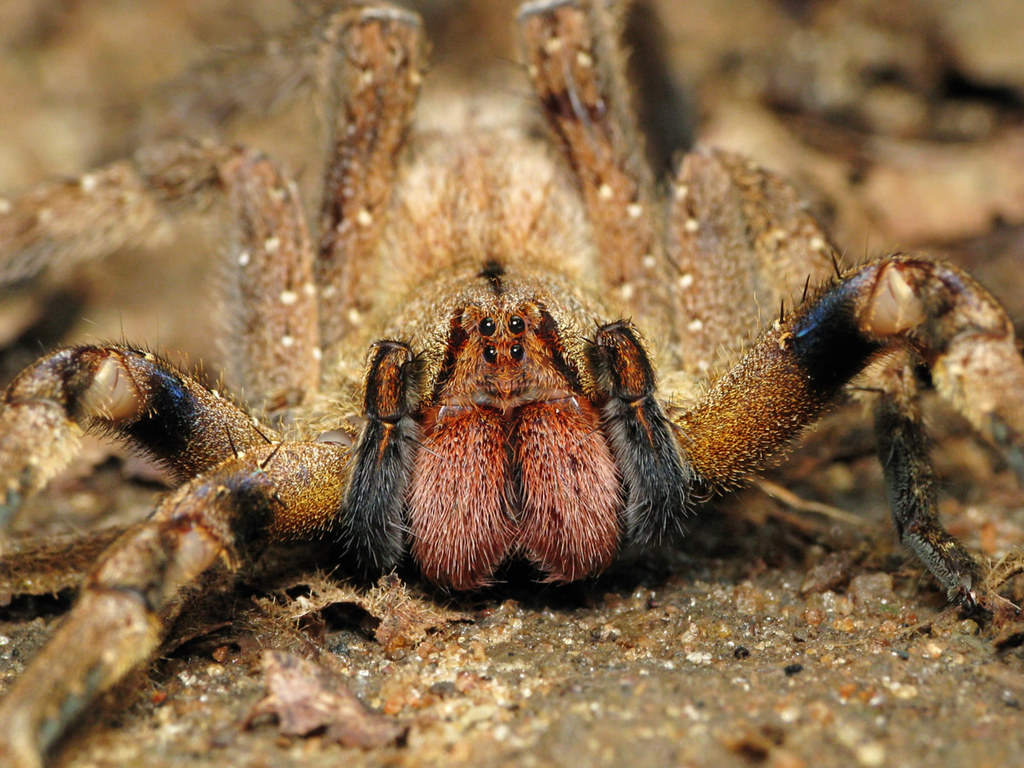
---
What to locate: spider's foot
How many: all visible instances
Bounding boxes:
[948,579,980,614]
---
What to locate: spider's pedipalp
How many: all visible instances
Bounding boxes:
[589,321,692,547]
[340,340,420,577]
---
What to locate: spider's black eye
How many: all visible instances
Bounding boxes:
[479,317,496,336]
[509,315,525,334]
[510,343,525,361]
[483,345,498,363]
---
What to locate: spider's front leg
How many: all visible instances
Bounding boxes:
[0,439,349,768]
[0,344,268,525]
[0,344,351,766]
[874,358,985,604]
[679,255,1024,606]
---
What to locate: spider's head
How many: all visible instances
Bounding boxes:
[435,299,581,411]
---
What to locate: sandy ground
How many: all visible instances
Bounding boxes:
[1,2,1024,767]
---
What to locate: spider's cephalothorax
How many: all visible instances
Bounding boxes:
[341,262,692,590]
[1,2,1023,766]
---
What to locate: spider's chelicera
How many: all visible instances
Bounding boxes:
[1,1,1023,766]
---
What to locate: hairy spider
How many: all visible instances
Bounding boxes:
[1,1,1023,765]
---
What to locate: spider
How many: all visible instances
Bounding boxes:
[1,1,1023,765]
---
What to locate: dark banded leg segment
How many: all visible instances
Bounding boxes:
[588,320,692,547]
[339,340,420,578]
[0,440,348,768]
[316,5,425,349]
[0,344,275,526]
[678,255,1024,602]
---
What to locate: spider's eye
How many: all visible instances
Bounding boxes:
[510,343,525,361]
[509,315,525,334]
[479,317,496,336]
[483,345,498,363]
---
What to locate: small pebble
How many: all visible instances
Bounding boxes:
[958,619,979,635]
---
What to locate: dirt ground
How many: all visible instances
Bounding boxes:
[2,1,1024,767]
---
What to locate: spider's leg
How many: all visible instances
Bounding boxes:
[0,138,239,286]
[0,159,165,286]
[0,344,275,526]
[676,255,1024,602]
[338,340,419,578]
[0,137,322,416]
[314,5,425,351]
[219,150,320,415]
[0,439,348,768]
[518,1,675,332]
[875,358,982,606]
[665,149,837,376]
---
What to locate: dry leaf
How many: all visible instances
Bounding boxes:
[246,650,404,748]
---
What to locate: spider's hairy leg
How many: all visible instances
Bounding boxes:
[677,255,1024,603]
[875,358,982,605]
[665,149,837,376]
[0,138,228,286]
[588,320,692,547]
[339,340,419,578]
[0,344,272,525]
[315,4,425,350]
[0,440,348,768]
[219,150,320,415]
[0,160,164,285]
[518,0,676,334]
[0,138,304,285]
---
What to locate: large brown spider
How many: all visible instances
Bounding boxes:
[1,1,1023,765]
